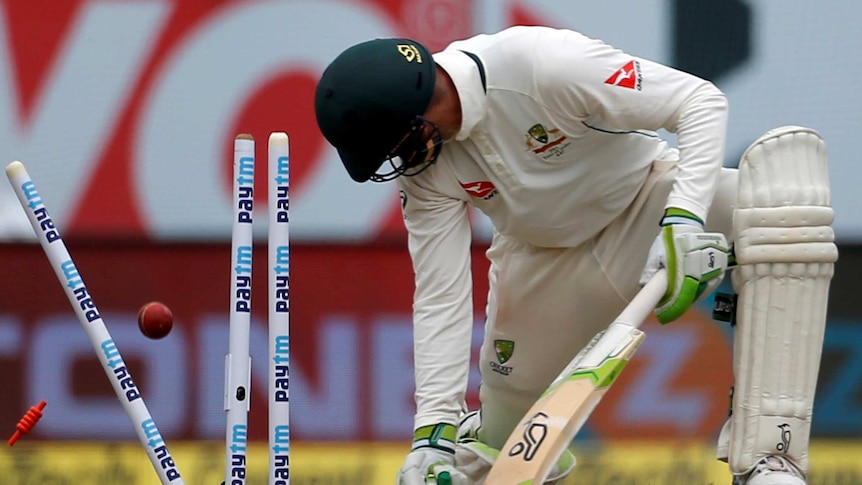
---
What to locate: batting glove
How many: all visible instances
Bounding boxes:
[640,208,729,324]
[397,424,465,485]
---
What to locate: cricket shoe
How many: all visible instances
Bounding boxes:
[734,455,806,485]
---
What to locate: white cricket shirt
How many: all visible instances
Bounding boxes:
[397,26,728,430]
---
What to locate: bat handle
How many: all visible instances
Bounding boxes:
[617,269,668,327]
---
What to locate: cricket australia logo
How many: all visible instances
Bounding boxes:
[490,339,514,376]
[507,412,548,462]
[524,123,571,160]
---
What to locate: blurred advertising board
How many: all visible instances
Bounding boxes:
[1,243,860,444]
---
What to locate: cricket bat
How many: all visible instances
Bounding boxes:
[485,269,668,484]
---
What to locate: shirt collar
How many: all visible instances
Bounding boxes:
[433,50,486,141]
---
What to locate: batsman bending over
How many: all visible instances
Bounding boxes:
[314,26,836,485]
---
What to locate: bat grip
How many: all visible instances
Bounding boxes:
[616,269,668,328]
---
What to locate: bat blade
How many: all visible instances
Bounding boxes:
[485,270,667,484]
[485,324,645,485]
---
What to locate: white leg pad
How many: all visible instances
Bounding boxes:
[725,126,838,477]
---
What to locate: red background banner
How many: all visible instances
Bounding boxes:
[0,242,734,442]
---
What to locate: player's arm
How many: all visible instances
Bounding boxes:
[396,164,475,485]
[619,60,730,321]
[535,27,728,220]
[533,27,731,321]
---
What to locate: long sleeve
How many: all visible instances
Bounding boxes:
[531,27,729,222]
[397,163,475,429]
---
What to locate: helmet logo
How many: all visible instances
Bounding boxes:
[397,44,423,63]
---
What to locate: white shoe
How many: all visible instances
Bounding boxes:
[735,456,806,485]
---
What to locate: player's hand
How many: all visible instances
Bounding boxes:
[640,208,729,324]
[397,424,463,485]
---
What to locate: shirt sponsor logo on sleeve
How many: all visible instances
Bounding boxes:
[605,60,642,90]
[460,181,498,200]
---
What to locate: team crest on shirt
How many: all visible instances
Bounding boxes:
[524,123,571,160]
[490,339,515,376]
[528,124,549,143]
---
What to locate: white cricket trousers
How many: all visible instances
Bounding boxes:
[476,155,738,449]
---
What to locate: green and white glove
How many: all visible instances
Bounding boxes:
[640,208,729,324]
[397,424,467,485]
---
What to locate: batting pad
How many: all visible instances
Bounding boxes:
[727,126,838,476]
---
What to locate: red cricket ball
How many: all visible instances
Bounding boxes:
[137,301,174,339]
